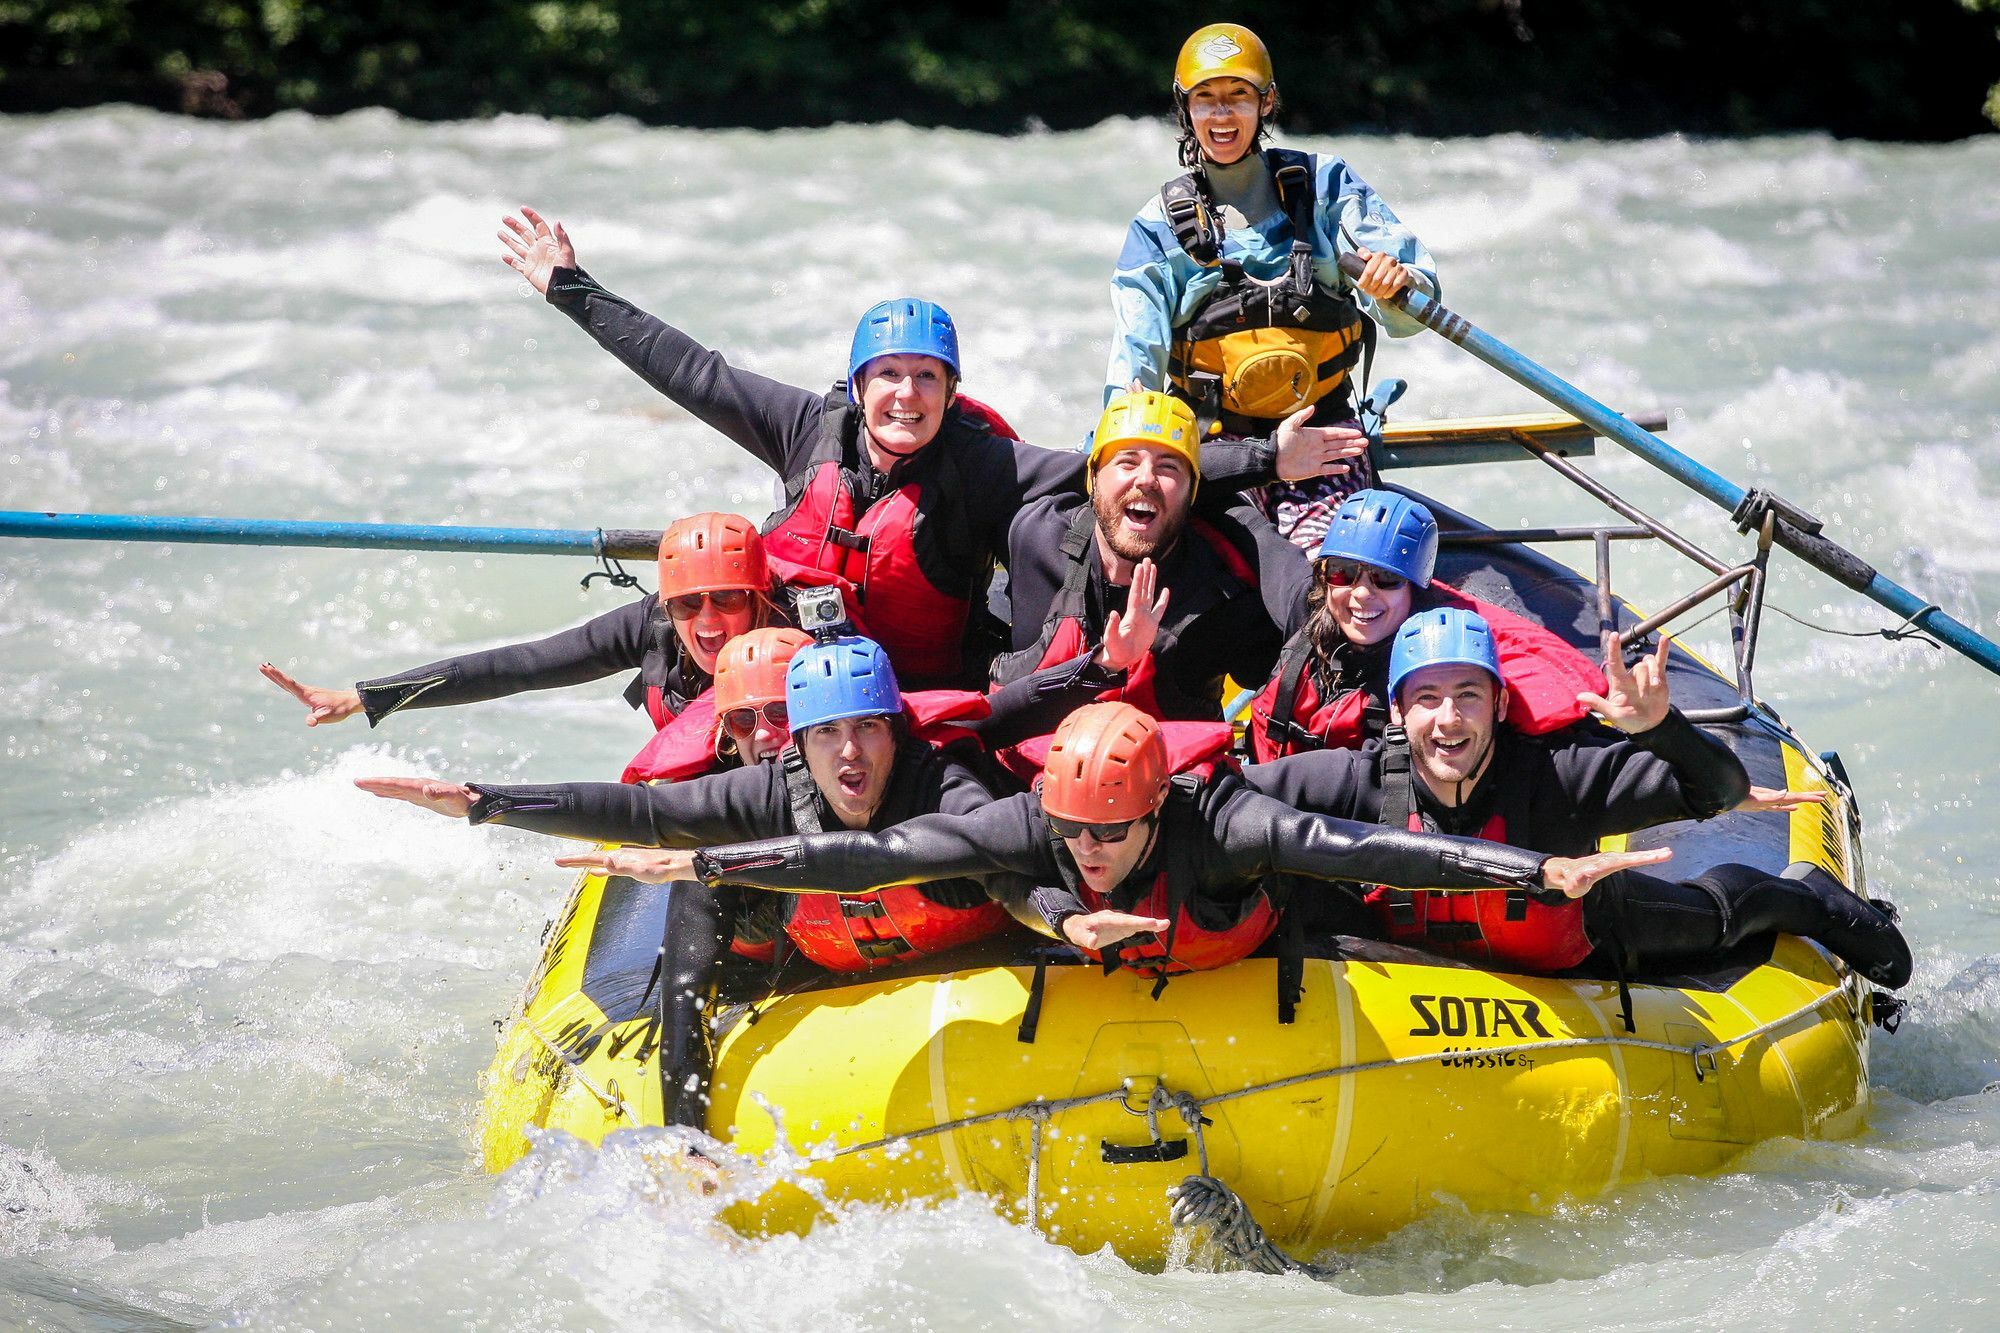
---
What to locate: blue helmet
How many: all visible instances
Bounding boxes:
[785,635,904,731]
[1316,489,1438,588]
[847,298,960,397]
[1388,608,1502,702]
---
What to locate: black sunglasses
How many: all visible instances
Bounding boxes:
[1319,561,1408,592]
[667,589,755,619]
[1046,813,1147,843]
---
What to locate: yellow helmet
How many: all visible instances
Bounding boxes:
[1088,390,1201,493]
[1173,23,1275,95]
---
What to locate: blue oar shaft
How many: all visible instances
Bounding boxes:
[1346,256,2000,681]
[0,511,665,559]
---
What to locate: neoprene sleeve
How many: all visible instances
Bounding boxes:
[355,596,662,725]
[689,781,1549,907]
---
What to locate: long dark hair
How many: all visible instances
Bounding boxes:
[1300,560,1354,667]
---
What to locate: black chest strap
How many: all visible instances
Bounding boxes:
[1264,633,1323,756]
[1269,150,1317,305]
[781,745,824,836]
[1375,728,1419,927]
[1161,172,1222,267]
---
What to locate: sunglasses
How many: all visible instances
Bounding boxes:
[667,588,755,619]
[1320,561,1409,592]
[1046,813,1147,844]
[721,701,789,735]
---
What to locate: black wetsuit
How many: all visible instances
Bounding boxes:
[685,773,1551,942]
[469,736,1026,1127]
[356,593,702,726]
[1244,713,1911,986]
[544,268,1286,687]
[991,495,1313,720]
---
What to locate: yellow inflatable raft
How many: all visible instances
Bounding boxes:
[477,506,1891,1268]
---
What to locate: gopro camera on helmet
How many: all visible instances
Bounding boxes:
[792,585,855,643]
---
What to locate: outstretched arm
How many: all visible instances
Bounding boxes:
[355,765,784,847]
[640,794,1052,895]
[316,598,655,726]
[260,663,363,727]
[505,206,825,474]
[1218,787,1670,899]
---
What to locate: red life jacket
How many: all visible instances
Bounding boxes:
[761,395,1019,686]
[1248,581,1607,762]
[989,504,1259,742]
[1046,722,1280,981]
[631,609,702,730]
[775,736,1010,972]
[1362,735,1592,972]
[953,394,1019,441]
[620,691,720,784]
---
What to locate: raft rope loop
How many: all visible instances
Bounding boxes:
[580,530,648,593]
[1150,1085,1344,1278]
[516,1013,636,1124]
[789,981,1854,1275]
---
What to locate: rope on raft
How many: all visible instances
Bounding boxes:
[817,981,1852,1276]
[514,975,1856,1276]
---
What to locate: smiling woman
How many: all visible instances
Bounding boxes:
[1108,22,1441,551]
[498,206,1105,688]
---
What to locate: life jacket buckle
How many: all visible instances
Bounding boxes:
[854,936,913,961]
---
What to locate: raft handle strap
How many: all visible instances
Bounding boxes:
[1101,1139,1188,1165]
[1016,959,1049,1044]
[1870,990,1906,1034]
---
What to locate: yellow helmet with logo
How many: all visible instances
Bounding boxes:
[1173,23,1275,95]
[1087,390,1201,493]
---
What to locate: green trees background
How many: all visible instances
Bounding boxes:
[3,0,1995,137]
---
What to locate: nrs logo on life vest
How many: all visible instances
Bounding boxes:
[1408,993,1555,1040]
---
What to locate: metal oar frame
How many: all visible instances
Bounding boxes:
[1419,417,1774,727]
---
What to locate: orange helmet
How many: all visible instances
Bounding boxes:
[657,512,768,600]
[713,627,812,720]
[1039,702,1170,824]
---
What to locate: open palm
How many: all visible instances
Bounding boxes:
[498,205,577,296]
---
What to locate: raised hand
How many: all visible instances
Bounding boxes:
[1350,246,1420,302]
[1736,785,1832,814]
[498,205,577,296]
[1539,846,1673,900]
[1098,558,1170,673]
[1577,630,1673,734]
[1274,407,1369,482]
[554,847,700,883]
[353,775,476,818]
[1061,909,1172,951]
[259,662,362,727]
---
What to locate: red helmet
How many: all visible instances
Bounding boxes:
[1039,702,1170,824]
[657,512,768,600]
[714,627,811,719]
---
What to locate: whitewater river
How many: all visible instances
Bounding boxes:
[4,107,1999,1329]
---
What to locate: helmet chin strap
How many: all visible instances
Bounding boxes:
[1451,728,1500,809]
